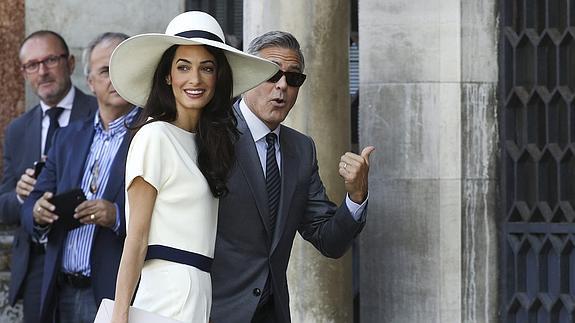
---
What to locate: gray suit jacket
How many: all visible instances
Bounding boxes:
[211,101,366,323]
[0,88,97,305]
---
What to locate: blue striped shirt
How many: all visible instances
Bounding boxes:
[61,107,138,276]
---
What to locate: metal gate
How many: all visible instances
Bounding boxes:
[501,0,575,321]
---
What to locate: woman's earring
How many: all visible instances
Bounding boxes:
[166,78,171,85]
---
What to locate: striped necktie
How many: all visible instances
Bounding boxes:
[265,132,280,238]
[259,132,280,307]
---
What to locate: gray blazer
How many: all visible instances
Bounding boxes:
[211,101,366,323]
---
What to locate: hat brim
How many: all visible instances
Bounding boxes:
[109,33,279,107]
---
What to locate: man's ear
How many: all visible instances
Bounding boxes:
[67,54,76,75]
[87,74,95,94]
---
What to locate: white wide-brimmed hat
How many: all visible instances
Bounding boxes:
[109,11,278,107]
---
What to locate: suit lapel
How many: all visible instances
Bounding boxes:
[68,120,95,187]
[70,88,95,122]
[101,131,129,201]
[271,128,298,252]
[24,106,43,163]
[233,103,272,238]
[102,111,140,201]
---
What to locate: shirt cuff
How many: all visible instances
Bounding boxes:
[346,192,369,222]
[16,194,24,205]
[112,203,121,234]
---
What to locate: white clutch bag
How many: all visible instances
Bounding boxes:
[94,298,181,323]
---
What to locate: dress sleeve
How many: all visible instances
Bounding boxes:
[125,123,167,191]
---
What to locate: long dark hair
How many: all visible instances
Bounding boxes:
[132,44,239,197]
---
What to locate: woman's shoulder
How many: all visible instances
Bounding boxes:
[135,120,172,136]
[131,121,173,147]
[141,120,172,131]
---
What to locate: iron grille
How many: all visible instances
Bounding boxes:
[502,0,575,321]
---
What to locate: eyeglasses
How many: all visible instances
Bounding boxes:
[21,54,68,74]
[267,70,307,87]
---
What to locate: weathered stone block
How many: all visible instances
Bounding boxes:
[361,83,461,180]
[359,179,461,323]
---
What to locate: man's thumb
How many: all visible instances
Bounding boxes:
[361,146,375,163]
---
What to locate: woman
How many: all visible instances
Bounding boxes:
[107,11,278,322]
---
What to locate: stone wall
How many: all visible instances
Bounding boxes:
[24,0,185,108]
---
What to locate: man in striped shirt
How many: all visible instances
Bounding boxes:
[22,33,140,323]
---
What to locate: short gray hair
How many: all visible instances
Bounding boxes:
[83,32,129,76]
[246,31,305,71]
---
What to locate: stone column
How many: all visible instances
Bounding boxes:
[358,0,498,322]
[0,1,26,321]
[244,1,353,322]
[358,2,462,322]
[460,1,499,322]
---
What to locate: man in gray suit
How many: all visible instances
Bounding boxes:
[0,30,97,322]
[211,31,374,323]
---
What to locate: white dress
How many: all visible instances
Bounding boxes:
[125,121,218,323]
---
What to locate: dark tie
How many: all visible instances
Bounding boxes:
[258,133,280,309]
[265,133,280,237]
[44,107,64,154]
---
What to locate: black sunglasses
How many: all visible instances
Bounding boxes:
[267,70,307,87]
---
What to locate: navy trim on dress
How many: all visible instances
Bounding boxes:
[145,245,213,273]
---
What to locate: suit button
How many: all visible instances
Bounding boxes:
[253,288,261,296]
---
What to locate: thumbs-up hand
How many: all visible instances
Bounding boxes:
[338,146,375,204]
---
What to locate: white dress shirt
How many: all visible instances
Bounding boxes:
[39,86,75,156]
